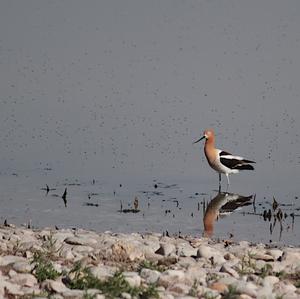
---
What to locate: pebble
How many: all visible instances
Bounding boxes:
[0,226,298,299]
[10,273,37,287]
[123,271,141,288]
[158,270,186,288]
[140,268,161,284]
[176,242,197,257]
[220,263,240,278]
[168,283,191,294]
[0,255,26,266]
[209,282,228,293]
[64,236,97,246]
[90,264,117,280]
[12,261,33,273]
[197,245,226,264]
[156,242,176,256]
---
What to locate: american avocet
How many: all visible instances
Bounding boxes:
[203,192,253,237]
[194,129,255,189]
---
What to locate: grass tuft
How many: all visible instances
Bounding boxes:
[31,251,60,282]
[66,262,159,299]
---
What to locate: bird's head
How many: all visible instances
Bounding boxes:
[194,128,214,143]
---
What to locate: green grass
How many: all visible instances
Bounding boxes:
[259,263,273,278]
[31,251,60,282]
[202,291,218,299]
[83,291,97,299]
[237,252,257,275]
[66,261,159,299]
[223,285,239,299]
[40,232,62,259]
[188,280,199,297]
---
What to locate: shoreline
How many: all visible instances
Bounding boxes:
[0,225,299,298]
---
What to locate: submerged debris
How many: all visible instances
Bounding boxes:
[62,188,67,207]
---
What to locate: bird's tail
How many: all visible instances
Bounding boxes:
[234,164,254,170]
[243,159,255,163]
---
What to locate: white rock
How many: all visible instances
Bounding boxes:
[42,280,69,293]
[266,249,283,260]
[252,252,274,261]
[158,270,186,288]
[123,271,141,288]
[274,281,297,296]
[10,273,37,287]
[72,245,94,254]
[0,255,26,266]
[0,280,24,296]
[281,249,300,267]
[111,241,145,261]
[142,237,160,253]
[140,268,161,284]
[176,243,197,257]
[168,283,190,294]
[197,245,226,264]
[238,295,253,299]
[90,264,117,280]
[8,234,22,243]
[12,261,33,273]
[8,269,17,277]
[72,252,84,261]
[239,241,250,247]
[218,276,239,286]
[156,243,176,256]
[19,241,39,251]
[61,289,84,298]
[25,250,34,259]
[220,264,239,278]
[64,236,97,246]
[263,275,279,287]
[51,232,74,244]
[0,242,7,251]
[59,248,74,260]
[235,281,258,297]
[177,257,197,268]
[185,265,206,286]
[157,291,174,299]
[121,292,131,299]
[20,285,41,295]
[256,285,275,299]
[85,289,102,296]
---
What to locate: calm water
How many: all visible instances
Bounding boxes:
[1,0,300,245]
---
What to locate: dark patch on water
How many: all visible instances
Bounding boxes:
[118,209,140,213]
[83,202,99,207]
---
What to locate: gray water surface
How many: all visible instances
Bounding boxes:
[1,0,300,245]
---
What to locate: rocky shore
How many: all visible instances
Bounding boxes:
[0,225,299,299]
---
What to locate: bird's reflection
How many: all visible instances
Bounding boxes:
[203,191,253,237]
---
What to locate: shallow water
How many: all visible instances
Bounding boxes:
[1,168,299,246]
[1,0,300,245]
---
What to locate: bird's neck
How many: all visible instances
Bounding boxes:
[204,138,216,163]
[203,210,216,237]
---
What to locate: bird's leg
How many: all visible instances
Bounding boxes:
[225,174,230,192]
[218,173,221,192]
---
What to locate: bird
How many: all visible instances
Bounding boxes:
[194,129,255,189]
[203,191,253,237]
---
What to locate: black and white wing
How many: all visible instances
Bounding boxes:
[219,151,255,170]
